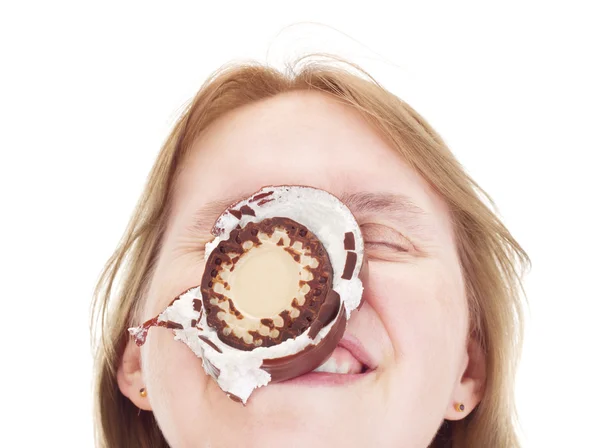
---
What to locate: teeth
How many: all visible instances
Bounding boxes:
[313,357,351,374]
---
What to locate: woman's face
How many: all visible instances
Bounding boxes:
[120,92,484,448]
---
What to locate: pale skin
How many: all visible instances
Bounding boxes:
[118,91,486,448]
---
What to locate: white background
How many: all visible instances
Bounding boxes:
[1,1,598,446]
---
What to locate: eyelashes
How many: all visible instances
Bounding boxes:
[365,241,409,252]
[360,223,415,259]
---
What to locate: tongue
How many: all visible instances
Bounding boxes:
[314,346,364,374]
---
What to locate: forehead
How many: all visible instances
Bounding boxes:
[170,91,451,235]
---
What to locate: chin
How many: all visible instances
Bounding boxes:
[237,388,366,433]
[219,410,370,448]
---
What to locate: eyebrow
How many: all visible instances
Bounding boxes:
[186,190,433,242]
[186,194,244,237]
[339,191,434,243]
[338,191,428,218]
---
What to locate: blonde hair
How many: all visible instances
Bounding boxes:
[91,54,529,448]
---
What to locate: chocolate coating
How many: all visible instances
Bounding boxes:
[128,287,202,346]
[198,335,223,353]
[201,217,335,351]
[342,251,358,280]
[249,191,274,203]
[239,205,256,216]
[227,393,244,404]
[193,299,203,312]
[260,309,347,383]
[229,209,243,219]
[344,232,356,250]
[308,290,340,339]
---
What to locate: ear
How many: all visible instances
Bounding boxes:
[444,334,486,420]
[116,336,153,411]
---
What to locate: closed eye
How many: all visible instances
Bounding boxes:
[365,241,409,252]
[360,223,415,260]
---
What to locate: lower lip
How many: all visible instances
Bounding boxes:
[278,369,374,387]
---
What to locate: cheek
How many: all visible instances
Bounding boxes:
[367,260,469,394]
[141,328,214,446]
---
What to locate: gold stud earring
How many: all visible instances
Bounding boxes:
[139,387,147,398]
[454,403,465,412]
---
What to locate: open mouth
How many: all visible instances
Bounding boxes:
[316,337,375,373]
[280,336,376,385]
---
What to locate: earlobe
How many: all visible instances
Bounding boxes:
[116,337,153,411]
[444,335,486,421]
